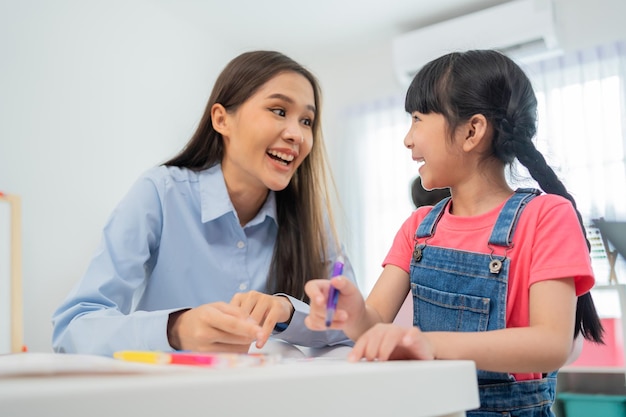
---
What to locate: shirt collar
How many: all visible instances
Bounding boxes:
[199,164,278,226]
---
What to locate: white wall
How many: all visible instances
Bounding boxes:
[2,0,626,353]
[0,0,233,352]
[555,0,626,52]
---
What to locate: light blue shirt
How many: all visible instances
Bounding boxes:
[52,164,354,355]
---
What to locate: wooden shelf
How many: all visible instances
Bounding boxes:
[0,193,22,354]
[558,369,626,396]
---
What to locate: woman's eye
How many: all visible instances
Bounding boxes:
[302,118,313,127]
[272,108,286,117]
[412,114,421,123]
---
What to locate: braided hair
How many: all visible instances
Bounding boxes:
[405,50,604,343]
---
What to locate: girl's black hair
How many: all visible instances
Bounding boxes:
[406,50,604,343]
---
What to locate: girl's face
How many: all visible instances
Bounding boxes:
[218,71,315,193]
[404,111,465,190]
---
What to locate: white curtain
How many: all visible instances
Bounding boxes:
[335,96,414,293]
[524,40,626,222]
[525,41,626,285]
[339,41,626,292]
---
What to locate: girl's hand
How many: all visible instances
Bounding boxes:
[348,324,435,362]
[230,291,294,349]
[304,276,365,332]
[167,302,261,353]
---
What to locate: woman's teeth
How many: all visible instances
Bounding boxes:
[267,150,294,164]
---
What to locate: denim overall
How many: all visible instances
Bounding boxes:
[410,189,557,417]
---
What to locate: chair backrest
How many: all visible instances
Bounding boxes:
[592,217,626,285]
[593,218,626,261]
[0,192,23,353]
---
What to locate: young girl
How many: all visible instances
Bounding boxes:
[52,50,355,356]
[305,50,603,416]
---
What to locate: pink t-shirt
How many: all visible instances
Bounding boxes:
[384,193,595,380]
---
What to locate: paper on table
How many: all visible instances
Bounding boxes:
[250,339,352,361]
[0,352,192,378]
[1,341,353,377]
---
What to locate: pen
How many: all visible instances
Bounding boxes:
[325,256,345,327]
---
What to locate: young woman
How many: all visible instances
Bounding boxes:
[305,50,603,416]
[52,50,355,356]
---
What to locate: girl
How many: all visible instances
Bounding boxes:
[52,50,355,356]
[305,50,603,416]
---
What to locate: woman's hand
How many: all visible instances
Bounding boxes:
[348,324,435,362]
[304,276,365,334]
[230,291,294,349]
[167,302,262,353]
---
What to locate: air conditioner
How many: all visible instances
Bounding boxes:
[392,0,561,85]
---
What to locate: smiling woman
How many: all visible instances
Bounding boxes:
[51,51,358,356]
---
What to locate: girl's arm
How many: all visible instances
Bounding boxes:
[352,277,577,373]
[305,264,411,341]
[426,277,576,372]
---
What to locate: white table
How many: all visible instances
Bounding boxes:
[0,353,478,417]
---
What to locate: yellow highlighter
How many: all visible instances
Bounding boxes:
[113,350,171,365]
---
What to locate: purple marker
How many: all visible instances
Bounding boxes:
[325,256,345,327]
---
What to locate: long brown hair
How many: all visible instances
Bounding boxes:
[164,51,339,301]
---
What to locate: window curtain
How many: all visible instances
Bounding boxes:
[524,40,626,223]
[335,96,413,293]
[525,41,626,285]
[339,40,626,292]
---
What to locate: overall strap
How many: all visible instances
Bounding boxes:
[488,188,542,247]
[415,197,451,239]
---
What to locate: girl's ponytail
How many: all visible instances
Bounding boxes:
[515,137,604,343]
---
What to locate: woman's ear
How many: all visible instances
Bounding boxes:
[461,114,489,152]
[211,103,229,135]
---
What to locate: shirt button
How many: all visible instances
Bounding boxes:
[236,241,245,249]
[239,283,248,291]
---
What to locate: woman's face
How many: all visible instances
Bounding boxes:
[217,71,315,193]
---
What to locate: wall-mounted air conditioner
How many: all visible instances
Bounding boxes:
[392,0,561,85]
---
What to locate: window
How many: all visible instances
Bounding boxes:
[527,41,626,285]
[335,96,413,293]
[527,41,626,223]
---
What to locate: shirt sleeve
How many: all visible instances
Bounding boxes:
[51,173,179,355]
[527,197,595,295]
[383,209,426,273]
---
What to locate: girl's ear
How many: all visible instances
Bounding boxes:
[461,114,490,152]
[211,103,229,136]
